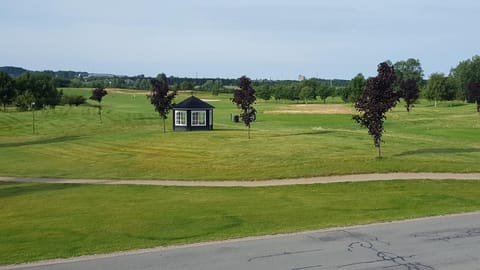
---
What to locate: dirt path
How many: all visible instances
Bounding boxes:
[1,172,480,187]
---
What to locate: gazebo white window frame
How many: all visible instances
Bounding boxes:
[191,111,206,126]
[175,110,187,126]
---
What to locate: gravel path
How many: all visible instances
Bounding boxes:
[1,172,480,187]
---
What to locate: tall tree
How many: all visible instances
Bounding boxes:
[256,84,273,101]
[468,81,480,112]
[90,87,108,122]
[232,76,256,139]
[149,75,176,133]
[400,79,419,112]
[180,81,194,90]
[0,71,15,111]
[299,86,316,104]
[316,84,334,103]
[394,58,424,86]
[15,72,62,109]
[353,62,399,158]
[450,55,480,101]
[344,73,366,103]
[299,79,318,104]
[423,73,456,107]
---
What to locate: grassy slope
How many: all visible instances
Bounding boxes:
[2,180,480,265]
[0,88,479,180]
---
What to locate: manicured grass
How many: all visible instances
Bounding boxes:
[1,180,480,265]
[0,88,479,180]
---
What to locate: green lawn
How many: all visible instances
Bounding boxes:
[2,180,480,265]
[2,91,480,265]
[0,88,479,180]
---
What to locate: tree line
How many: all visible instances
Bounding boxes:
[0,72,62,111]
[2,55,480,112]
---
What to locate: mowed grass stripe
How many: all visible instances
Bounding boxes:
[1,180,480,265]
[1,89,479,180]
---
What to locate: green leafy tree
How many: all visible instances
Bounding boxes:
[273,84,298,101]
[256,84,273,100]
[62,95,87,106]
[90,87,108,122]
[299,86,316,104]
[423,73,456,107]
[180,81,194,90]
[202,79,224,96]
[316,84,334,103]
[345,73,366,103]
[15,91,35,112]
[213,80,223,95]
[0,71,16,111]
[394,58,424,87]
[353,62,399,158]
[232,76,256,139]
[393,59,423,112]
[450,55,480,101]
[15,72,61,109]
[149,74,176,133]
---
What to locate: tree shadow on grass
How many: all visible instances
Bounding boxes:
[212,128,244,132]
[396,148,480,157]
[134,117,161,121]
[0,182,81,199]
[0,135,81,148]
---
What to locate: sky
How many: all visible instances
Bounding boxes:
[1,0,479,80]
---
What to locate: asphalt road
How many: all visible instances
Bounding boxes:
[5,212,480,270]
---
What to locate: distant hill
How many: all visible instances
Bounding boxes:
[0,66,29,77]
[0,66,350,88]
[0,66,90,79]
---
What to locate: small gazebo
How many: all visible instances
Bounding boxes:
[172,96,215,131]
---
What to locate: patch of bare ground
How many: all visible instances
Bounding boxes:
[265,104,354,114]
[105,88,149,95]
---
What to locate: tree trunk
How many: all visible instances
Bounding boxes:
[377,144,381,159]
[163,118,166,133]
[248,126,250,139]
[99,104,102,123]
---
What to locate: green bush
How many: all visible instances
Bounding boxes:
[61,95,87,106]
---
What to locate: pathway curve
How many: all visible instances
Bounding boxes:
[1,172,480,187]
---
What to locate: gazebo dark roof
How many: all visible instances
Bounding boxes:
[173,96,215,109]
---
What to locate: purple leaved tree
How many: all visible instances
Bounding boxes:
[232,76,256,139]
[149,74,176,133]
[353,62,399,158]
[90,87,108,122]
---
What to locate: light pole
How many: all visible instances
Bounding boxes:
[31,102,35,135]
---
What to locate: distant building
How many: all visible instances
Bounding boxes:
[298,74,306,81]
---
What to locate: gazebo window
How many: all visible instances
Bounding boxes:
[175,111,187,126]
[192,111,206,126]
